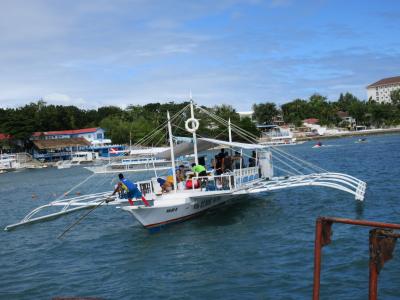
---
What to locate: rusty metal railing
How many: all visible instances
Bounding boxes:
[313,217,400,300]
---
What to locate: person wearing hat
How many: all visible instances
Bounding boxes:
[112,173,150,206]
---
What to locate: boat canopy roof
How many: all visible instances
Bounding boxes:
[157,137,267,159]
[129,147,170,156]
[199,138,267,150]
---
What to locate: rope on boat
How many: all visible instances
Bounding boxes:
[270,148,315,174]
[273,165,297,176]
[133,104,191,147]
[271,146,328,173]
[55,173,96,201]
[196,105,259,144]
[57,197,109,239]
[271,154,304,175]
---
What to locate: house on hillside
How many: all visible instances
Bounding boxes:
[337,111,356,129]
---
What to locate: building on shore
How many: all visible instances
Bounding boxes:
[337,111,356,130]
[238,111,254,121]
[31,127,110,144]
[367,76,400,103]
[30,127,123,160]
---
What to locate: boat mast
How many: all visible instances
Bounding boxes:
[167,111,177,192]
[228,118,232,143]
[190,99,199,165]
[228,117,233,156]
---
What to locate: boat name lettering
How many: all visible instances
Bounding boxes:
[194,199,212,209]
[166,207,178,213]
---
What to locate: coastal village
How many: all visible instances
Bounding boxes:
[1,75,399,172]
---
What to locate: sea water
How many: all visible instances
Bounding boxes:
[0,134,399,299]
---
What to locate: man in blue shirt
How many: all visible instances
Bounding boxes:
[112,173,150,206]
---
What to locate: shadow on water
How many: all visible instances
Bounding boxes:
[195,199,252,227]
[192,194,278,228]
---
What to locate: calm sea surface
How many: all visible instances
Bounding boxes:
[1,134,399,300]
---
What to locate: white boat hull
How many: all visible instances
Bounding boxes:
[121,190,243,228]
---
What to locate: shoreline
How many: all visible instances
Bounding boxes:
[296,127,400,141]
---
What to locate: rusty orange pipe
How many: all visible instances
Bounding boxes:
[313,218,323,300]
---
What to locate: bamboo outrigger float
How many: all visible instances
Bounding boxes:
[5,100,366,231]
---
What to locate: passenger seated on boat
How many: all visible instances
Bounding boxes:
[191,163,208,190]
[185,178,200,189]
[248,150,256,167]
[232,151,243,169]
[166,168,176,186]
[176,164,186,182]
[223,155,232,172]
[215,148,228,175]
[157,177,172,193]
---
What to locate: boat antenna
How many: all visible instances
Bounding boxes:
[167,111,177,192]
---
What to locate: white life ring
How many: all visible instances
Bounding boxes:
[185,118,199,133]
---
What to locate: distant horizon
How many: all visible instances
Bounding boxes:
[1,1,399,110]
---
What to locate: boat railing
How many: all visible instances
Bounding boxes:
[233,166,259,186]
[137,179,154,196]
[189,173,236,191]
[188,167,260,192]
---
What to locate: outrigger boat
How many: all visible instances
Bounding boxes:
[5,100,366,231]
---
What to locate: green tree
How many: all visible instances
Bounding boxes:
[390,89,400,105]
[100,116,132,144]
[238,117,259,138]
[252,102,279,125]
[281,99,309,126]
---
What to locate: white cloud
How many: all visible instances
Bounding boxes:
[43,93,87,106]
[0,0,399,112]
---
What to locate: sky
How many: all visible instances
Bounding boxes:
[0,0,399,111]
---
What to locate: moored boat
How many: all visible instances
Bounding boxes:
[4,100,367,232]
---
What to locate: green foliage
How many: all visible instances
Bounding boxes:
[239,117,259,137]
[281,99,310,126]
[100,116,132,144]
[252,102,279,125]
[279,92,400,128]
[391,89,400,105]
[1,93,399,151]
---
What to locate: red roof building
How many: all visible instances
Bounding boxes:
[31,127,99,137]
[31,127,106,144]
[303,118,319,125]
[367,76,400,88]
[0,133,11,140]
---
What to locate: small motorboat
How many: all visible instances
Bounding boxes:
[355,138,367,143]
[312,141,323,148]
